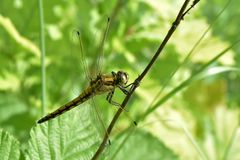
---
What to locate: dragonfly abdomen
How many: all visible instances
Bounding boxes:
[37,87,94,124]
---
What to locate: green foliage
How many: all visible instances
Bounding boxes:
[109,129,179,160]
[25,106,104,160]
[0,129,20,160]
[0,0,240,159]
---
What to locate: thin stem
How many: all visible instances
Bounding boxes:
[92,0,200,159]
[38,0,46,115]
[136,0,232,130]
[109,0,236,158]
[136,0,190,82]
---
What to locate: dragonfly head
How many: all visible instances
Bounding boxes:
[116,71,129,86]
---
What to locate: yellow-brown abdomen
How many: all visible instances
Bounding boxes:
[37,87,94,123]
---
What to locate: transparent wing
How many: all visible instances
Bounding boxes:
[73,103,104,159]
[94,18,111,77]
[72,30,91,80]
[89,97,111,158]
[72,18,110,81]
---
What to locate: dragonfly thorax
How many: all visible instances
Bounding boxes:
[115,71,129,86]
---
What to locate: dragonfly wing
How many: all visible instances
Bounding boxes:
[73,18,111,81]
[94,18,111,77]
[89,97,111,158]
[74,30,91,80]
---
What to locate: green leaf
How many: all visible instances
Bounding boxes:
[109,129,179,160]
[197,66,240,80]
[0,92,27,123]
[25,105,108,160]
[0,129,20,160]
[224,128,240,160]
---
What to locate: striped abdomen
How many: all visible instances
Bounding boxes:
[37,87,94,124]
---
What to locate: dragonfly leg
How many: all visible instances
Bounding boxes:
[107,90,129,111]
[124,82,134,88]
[106,90,121,107]
[117,84,129,95]
[118,81,139,94]
[124,80,140,89]
[107,91,137,126]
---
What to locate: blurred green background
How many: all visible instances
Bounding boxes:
[0,0,240,159]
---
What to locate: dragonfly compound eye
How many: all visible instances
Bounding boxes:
[117,71,129,85]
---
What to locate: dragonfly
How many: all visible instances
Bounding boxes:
[37,18,131,124]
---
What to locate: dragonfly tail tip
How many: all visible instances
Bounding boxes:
[37,119,44,124]
[134,121,137,126]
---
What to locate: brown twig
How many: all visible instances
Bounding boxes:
[91,0,200,159]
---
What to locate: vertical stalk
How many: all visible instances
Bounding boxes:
[38,0,46,115]
[92,0,201,159]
